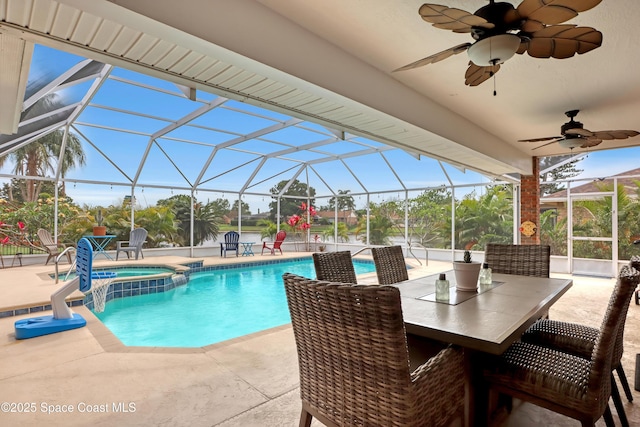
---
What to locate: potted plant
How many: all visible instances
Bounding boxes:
[93,209,106,236]
[453,250,481,291]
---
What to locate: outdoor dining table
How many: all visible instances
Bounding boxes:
[393,271,573,427]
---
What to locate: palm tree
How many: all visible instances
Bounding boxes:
[539,209,568,256]
[192,202,220,246]
[322,222,350,242]
[455,186,513,250]
[0,93,86,202]
[355,201,397,245]
[132,205,180,248]
[258,219,278,240]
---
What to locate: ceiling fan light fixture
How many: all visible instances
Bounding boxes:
[467,34,521,66]
[558,139,584,150]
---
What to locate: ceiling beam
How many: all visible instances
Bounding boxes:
[0,33,33,134]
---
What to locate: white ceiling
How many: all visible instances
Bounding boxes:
[254,0,640,157]
[1,0,639,176]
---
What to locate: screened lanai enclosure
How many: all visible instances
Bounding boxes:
[2,44,640,277]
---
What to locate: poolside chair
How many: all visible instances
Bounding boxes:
[312,251,357,283]
[37,228,72,265]
[220,231,240,257]
[116,228,147,260]
[283,273,465,427]
[481,265,640,427]
[262,230,286,255]
[371,245,409,284]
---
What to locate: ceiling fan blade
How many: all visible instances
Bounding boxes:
[565,128,594,137]
[580,138,603,148]
[518,136,563,142]
[526,25,602,58]
[419,4,494,33]
[464,62,499,86]
[393,43,471,72]
[591,130,640,140]
[532,139,563,150]
[520,20,545,33]
[516,0,602,25]
[516,38,529,55]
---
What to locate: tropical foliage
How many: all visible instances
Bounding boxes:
[157,195,219,246]
[407,189,451,248]
[355,201,398,245]
[258,219,278,240]
[0,93,86,203]
[322,222,350,243]
[454,186,513,250]
[4,174,640,262]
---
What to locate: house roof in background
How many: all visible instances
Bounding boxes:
[544,168,640,199]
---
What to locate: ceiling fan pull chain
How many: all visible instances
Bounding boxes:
[493,73,497,96]
[490,59,497,96]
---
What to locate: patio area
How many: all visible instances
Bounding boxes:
[1,254,640,426]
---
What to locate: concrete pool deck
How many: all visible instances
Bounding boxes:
[1,252,639,426]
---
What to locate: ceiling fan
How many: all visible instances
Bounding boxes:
[394,0,603,87]
[519,110,640,150]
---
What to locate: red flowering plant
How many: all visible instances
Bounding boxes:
[0,220,31,251]
[286,202,317,251]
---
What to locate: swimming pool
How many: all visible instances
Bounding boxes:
[93,258,376,347]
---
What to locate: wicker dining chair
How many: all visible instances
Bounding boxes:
[484,243,551,278]
[371,245,409,284]
[312,251,357,283]
[282,273,465,427]
[481,265,640,427]
[632,254,640,305]
[520,257,640,427]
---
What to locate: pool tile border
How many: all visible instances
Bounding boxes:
[83,261,202,310]
[0,261,204,317]
[0,299,83,319]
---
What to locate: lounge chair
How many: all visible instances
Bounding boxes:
[116,228,147,260]
[37,228,72,265]
[220,231,240,257]
[262,230,286,255]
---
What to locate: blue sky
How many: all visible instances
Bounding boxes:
[2,44,640,213]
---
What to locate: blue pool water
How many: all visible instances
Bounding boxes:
[93,258,376,347]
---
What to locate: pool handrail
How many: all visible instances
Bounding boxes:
[55,246,77,284]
